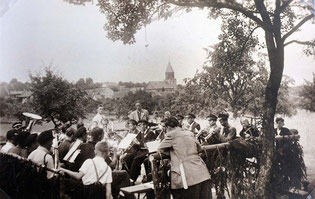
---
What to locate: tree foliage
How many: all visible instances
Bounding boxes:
[30,68,87,126]
[299,73,315,112]
[0,98,33,120]
[75,77,102,90]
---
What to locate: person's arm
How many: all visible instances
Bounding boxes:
[158,133,173,151]
[108,148,118,169]
[105,183,112,199]
[8,147,19,155]
[239,129,245,138]
[145,110,149,121]
[226,127,237,141]
[60,168,84,180]
[90,121,98,130]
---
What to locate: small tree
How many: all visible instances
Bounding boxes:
[30,68,87,126]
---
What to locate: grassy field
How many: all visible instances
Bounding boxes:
[1,109,314,181]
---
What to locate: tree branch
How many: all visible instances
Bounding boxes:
[254,0,273,32]
[282,14,314,41]
[276,0,294,14]
[284,40,315,47]
[167,0,271,30]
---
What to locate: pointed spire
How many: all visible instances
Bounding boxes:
[166,61,174,73]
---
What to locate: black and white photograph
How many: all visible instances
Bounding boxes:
[0,0,315,198]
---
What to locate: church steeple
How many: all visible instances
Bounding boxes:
[165,61,175,80]
[165,61,176,87]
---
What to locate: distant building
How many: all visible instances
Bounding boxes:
[146,61,177,94]
[86,86,114,100]
[130,87,144,93]
[112,91,130,99]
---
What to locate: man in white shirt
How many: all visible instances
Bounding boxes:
[60,141,112,199]
[0,129,18,153]
[28,130,55,178]
[91,106,106,130]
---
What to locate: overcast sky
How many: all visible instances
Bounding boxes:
[0,0,314,85]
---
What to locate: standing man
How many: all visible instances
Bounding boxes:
[218,113,237,142]
[91,105,106,130]
[158,117,212,199]
[185,113,201,135]
[275,117,291,136]
[128,102,149,122]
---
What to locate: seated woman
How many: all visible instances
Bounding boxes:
[60,141,112,199]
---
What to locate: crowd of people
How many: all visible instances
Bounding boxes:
[0,102,294,199]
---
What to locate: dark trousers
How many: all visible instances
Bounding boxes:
[123,150,147,172]
[171,180,212,199]
[112,170,135,199]
[129,152,150,181]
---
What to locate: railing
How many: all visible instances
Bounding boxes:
[148,134,303,199]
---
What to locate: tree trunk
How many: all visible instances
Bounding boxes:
[255,32,284,198]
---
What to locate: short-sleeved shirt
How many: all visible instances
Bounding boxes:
[28,146,54,178]
[0,142,15,153]
[91,113,106,129]
[79,156,112,185]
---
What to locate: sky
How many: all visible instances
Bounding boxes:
[0,0,314,85]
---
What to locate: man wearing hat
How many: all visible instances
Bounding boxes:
[218,113,236,142]
[128,102,149,122]
[28,130,55,178]
[199,114,221,144]
[12,121,23,130]
[185,113,201,135]
[0,129,18,153]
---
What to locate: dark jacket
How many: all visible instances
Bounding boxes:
[275,127,291,136]
[71,141,96,171]
[220,125,237,142]
[239,126,260,138]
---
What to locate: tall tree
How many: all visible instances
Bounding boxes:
[98,0,315,197]
[29,68,87,126]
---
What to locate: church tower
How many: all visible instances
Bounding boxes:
[165,61,177,86]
